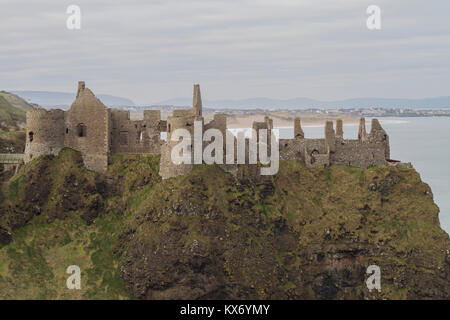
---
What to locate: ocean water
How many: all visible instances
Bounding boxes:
[272,117,450,234]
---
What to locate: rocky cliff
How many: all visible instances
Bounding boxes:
[0,149,449,299]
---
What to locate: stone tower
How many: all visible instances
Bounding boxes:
[294,118,304,139]
[24,108,65,163]
[358,118,368,141]
[76,81,85,98]
[159,85,202,179]
[325,121,336,153]
[336,119,343,138]
[193,84,202,118]
[65,82,110,172]
[368,118,390,160]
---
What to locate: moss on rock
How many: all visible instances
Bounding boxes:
[0,152,448,299]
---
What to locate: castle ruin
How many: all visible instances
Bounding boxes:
[24,81,396,178]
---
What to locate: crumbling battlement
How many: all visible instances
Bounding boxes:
[25,81,393,178]
[279,117,390,170]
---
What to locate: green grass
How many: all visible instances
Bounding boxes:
[0,150,448,299]
[0,96,25,125]
[0,212,130,299]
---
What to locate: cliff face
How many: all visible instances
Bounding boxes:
[0,149,449,299]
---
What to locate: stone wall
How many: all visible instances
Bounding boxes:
[294,118,304,138]
[279,139,303,161]
[64,83,109,172]
[331,118,390,169]
[193,84,202,117]
[109,109,162,154]
[24,108,65,163]
[324,121,336,153]
[24,81,165,173]
[159,113,196,179]
[279,118,390,170]
[331,140,385,169]
[24,82,392,178]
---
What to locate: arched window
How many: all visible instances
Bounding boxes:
[29,131,34,142]
[77,123,87,137]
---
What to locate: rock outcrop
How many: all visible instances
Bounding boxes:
[0,153,449,299]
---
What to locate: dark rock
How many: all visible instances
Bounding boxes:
[0,226,12,244]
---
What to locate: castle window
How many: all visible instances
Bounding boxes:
[138,131,144,142]
[29,131,34,142]
[77,123,87,137]
[66,128,69,134]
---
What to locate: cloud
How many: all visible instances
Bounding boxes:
[0,0,449,104]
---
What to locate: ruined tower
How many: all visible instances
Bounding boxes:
[368,118,390,160]
[336,119,343,139]
[193,84,202,118]
[159,85,201,179]
[64,82,110,172]
[294,118,304,139]
[76,81,85,98]
[325,121,336,153]
[24,108,65,163]
[358,118,368,142]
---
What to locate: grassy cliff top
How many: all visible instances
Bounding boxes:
[0,91,33,112]
[0,93,29,152]
[0,149,448,299]
[0,96,25,126]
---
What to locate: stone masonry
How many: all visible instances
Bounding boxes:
[24,81,394,177]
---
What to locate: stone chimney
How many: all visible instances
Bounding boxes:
[358,118,367,142]
[325,121,336,153]
[336,119,343,138]
[294,118,304,139]
[193,84,202,117]
[369,119,390,159]
[76,81,85,98]
[264,116,273,130]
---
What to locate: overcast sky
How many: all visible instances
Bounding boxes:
[1,0,449,104]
